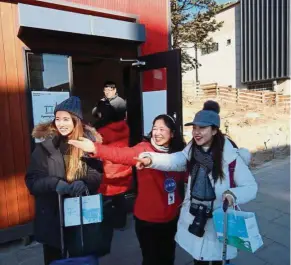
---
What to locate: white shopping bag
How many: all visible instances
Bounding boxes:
[213,208,264,253]
[64,194,103,227]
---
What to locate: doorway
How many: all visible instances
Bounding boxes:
[71,56,130,124]
[25,49,182,148]
[25,50,140,146]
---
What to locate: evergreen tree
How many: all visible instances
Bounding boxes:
[171,0,224,72]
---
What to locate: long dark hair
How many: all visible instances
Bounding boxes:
[189,127,225,181]
[146,114,186,153]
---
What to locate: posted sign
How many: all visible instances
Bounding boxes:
[31,91,70,140]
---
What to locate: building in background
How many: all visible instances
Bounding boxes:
[240,0,290,93]
[183,1,243,88]
[183,0,290,94]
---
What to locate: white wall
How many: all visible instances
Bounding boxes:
[277,79,291,95]
[183,4,246,89]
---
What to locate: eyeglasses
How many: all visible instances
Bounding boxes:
[103,87,115,92]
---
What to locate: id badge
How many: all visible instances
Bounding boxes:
[168,192,175,205]
[164,176,176,205]
[164,178,176,193]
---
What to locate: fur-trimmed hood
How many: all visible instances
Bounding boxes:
[32,122,102,143]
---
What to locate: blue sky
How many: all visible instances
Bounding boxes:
[190,0,234,14]
[216,0,233,3]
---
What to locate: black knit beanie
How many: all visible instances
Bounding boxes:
[54,96,83,120]
[94,98,126,128]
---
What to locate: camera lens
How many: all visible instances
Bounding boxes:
[188,203,210,238]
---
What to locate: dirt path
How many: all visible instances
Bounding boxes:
[183,100,290,168]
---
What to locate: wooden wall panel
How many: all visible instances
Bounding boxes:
[0,2,34,229]
[0,3,9,229]
[0,2,20,227]
[11,3,34,221]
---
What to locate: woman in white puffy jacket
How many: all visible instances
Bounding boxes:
[136,101,258,265]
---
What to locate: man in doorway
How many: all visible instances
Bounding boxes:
[92,81,126,119]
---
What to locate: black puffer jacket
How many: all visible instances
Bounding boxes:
[25,123,103,248]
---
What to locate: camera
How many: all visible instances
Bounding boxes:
[188,203,212,238]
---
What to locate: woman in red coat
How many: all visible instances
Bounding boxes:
[93,98,132,229]
[69,114,187,265]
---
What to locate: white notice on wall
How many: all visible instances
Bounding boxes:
[31,91,70,140]
[142,90,167,135]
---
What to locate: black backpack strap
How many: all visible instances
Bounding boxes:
[227,137,238,148]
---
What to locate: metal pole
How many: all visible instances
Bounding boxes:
[195,45,200,95]
[222,199,229,265]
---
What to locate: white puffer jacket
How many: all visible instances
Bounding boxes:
[139,137,258,261]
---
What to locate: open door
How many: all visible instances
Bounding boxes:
[124,49,183,146]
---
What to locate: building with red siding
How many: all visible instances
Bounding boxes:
[0,0,182,242]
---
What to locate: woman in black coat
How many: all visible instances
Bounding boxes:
[25,96,106,265]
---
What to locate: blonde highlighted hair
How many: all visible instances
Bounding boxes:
[64,115,87,182]
[32,113,103,182]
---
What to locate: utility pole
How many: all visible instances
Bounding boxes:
[194,44,200,94]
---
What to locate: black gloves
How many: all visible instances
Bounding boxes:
[56,180,88,196]
[56,180,70,195]
[69,180,88,196]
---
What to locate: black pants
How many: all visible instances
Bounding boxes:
[104,193,127,229]
[43,244,62,265]
[135,217,178,265]
[193,260,230,265]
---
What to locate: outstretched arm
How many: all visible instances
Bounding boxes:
[69,137,149,166]
[136,143,192,172]
[137,151,188,172]
[93,143,149,166]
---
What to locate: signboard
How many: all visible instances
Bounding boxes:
[31,91,70,141]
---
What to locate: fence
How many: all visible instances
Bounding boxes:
[183,82,291,108]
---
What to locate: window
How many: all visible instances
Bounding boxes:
[201,47,207,55]
[26,53,70,92]
[26,53,71,136]
[201,43,219,55]
[247,82,273,91]
[227,39,231,45]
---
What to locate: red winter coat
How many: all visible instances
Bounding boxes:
[92,141,187,223]
[97,120,132,196]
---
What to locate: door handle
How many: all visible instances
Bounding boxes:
[120,58,146,67]
[173,112,177,120]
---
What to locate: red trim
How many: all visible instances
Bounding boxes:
[228,159,237,188]
[16,0,169,57]
[16,0,137,21]
[143,68,167,92]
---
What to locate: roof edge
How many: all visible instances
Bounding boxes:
[217,1,240,14]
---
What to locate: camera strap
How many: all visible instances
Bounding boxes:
[210,200,214,214]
